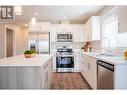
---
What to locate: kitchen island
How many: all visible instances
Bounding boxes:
[0,54,53,89]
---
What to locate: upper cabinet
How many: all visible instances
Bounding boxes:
[71,24,85,42]
[118,6,127,32]
[50,24,85,42]
[84,16,101,41]
[29,22,51,32]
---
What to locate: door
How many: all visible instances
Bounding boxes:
[6,28,13,57]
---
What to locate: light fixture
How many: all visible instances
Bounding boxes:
[31,17,36,26]
[15,6,22,15]
[80,11,84,14]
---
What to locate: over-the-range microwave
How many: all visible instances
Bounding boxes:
[57,33,73,42]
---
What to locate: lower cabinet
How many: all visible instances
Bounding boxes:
[0,58,52,89]
[74,51,81,72]
[41,58,52,89]
[80,53,97,89]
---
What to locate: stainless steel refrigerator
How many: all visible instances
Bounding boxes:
[28,32,50,54]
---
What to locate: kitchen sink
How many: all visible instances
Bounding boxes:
[88,52,120,57]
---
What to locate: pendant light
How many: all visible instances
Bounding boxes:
[15,6,22,15]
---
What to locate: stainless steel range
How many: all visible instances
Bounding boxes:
[56,46,74,72]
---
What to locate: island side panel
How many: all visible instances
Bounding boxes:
[0,66,42,89]
[0,67,17,89]
[16,67,42,89]
[114,65,127,89]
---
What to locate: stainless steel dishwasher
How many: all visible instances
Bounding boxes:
[97,60,114,89]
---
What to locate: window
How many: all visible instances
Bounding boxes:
[102,10,118,48]
[102,9,127,48]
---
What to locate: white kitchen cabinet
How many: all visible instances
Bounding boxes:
[50,25,57,42]
[41,58,52,89]
[118,6,127,32]
[29,22,51,32]
[80,54,90,82]
[71,24,85,42]
[87,55,97,89]
[80,53,97,89]
[84,16,101,41]
[74,51,81,72]
[50,24,85,42]
[29,24,38,32]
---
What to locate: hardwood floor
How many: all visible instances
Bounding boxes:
[51,72,91,89]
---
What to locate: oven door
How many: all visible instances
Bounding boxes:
[56,56,74,72]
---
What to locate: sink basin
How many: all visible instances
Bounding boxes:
[88,52,120,57]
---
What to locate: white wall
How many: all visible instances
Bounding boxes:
[0,23,28,58]
[0,24,6,58]
[15,26,28,55]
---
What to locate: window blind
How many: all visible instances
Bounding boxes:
[118,32,127,47]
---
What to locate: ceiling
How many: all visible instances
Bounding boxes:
[15,6,104,26]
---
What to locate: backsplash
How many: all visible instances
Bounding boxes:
[91,40,126,56]
[91,41,101,51]
[50,42,85,51]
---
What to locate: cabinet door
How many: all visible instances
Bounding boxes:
[79,26,85,42]
[72,25,85,42]
[29,24,38,32]
[87,56,97,89]
[80,54,89,80]
[84,19,92,41]
[50,31,56,42]
[38,22,51,32]
[92,16,101,40]
[118,7,127,32]
[47,62,52,89]
[74,51,80,72]
[84,16,100,41]
[83,55,90,82]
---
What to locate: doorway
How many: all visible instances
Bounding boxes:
[6,28,14,57]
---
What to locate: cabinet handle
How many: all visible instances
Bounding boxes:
[46,71,48,81]
[118,22,120,32]
[88,63,90,70]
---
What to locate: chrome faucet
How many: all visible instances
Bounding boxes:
[100,37,110,54]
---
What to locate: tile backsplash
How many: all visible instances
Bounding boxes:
[91,40,126,56]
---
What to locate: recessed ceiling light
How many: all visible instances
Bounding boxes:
[63,16,67,19]
[80,11,84,14]
[15,6,22,15]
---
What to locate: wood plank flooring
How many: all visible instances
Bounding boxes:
[51,72,91,89]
